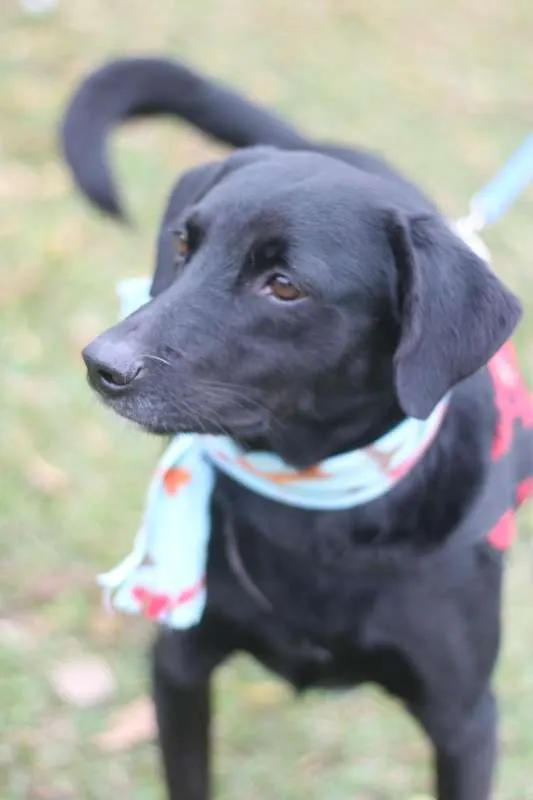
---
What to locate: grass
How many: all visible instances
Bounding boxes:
[1,0,533,797]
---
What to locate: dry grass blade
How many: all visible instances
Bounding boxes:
[94,696,156,752]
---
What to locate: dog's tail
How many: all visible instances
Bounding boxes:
[60,57,309,219]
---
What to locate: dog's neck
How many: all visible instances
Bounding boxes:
[238,395,406,470]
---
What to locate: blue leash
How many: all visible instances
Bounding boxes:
[465,134,533,231]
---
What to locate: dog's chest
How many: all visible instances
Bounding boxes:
[207,510,501,698]
[206,488,426,690]
[209,482,376,624]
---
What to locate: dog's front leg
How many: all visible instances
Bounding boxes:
[154,670,211,800]
[424,690,498,800]
[151,628,230,800]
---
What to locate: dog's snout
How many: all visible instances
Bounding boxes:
[82,339,143,396]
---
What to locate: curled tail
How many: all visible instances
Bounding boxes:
[60,57,308,219]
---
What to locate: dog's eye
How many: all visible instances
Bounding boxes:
[173,231,189,260]
[263,274,303,302]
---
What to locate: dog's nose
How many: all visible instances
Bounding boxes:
[82,339,143,396]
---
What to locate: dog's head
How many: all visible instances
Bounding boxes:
[82,148,521,466]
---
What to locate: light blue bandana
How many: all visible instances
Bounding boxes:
[98,277,448,629]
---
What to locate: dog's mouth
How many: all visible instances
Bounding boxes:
[106,393,270,439]
[86,361,270,439]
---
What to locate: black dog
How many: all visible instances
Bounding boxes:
[61,58,533,799]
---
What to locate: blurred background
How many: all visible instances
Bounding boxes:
[1,1,533,797]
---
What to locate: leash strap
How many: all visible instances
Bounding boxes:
[454,134,533,261]
[466,134,533,231]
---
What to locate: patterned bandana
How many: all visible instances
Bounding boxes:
[99,277,448,629]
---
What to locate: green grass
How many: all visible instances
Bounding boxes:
[1,1,533,797]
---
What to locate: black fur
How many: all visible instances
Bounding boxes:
[64,58,524,799]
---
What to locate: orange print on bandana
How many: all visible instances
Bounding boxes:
[163,467,192,495]
[236,458,330,484]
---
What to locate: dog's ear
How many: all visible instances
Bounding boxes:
[151,147,279,296]
[389,212,522,418]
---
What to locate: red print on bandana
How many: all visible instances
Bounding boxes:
[487,342,533,550]
[132,578,206,622]
[488,343,533,460]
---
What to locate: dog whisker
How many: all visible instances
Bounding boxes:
[140,353,172,367]
[195,380,283,425]
[168,393,232,438]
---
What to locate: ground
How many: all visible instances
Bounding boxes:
[1,1,533,797]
